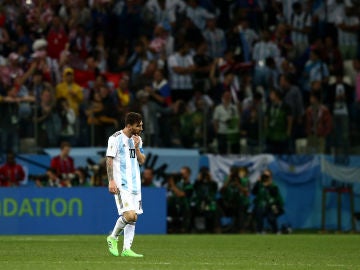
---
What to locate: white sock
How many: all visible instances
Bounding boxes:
[110,216,128,239]
[123,223,135,250]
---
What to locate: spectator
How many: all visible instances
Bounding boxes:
[46,15,69,60]
[177,97,206,148]
[252,29,280,89]
[71,24,92,61]
[149,68,172,107]
[192,166,219,233]
[0,151,25,187]
[56,97,76,146]
[0,14,10,55]
[326,72,353,155]
[203,16,226,59]
[114,74,131,111]
[28,68,55,104]
[142,69,173,146]
[112,0,143,45]
[141,167,156,187]
[302,48,330,102]
[192,40,213,93]
[210,67,240,108]
[33,88,60,148]
[92,31,108,73]
[213,90,240,154]
[264,89,292,155]
[126,39,154,88]
[148,23,175,60]
[50,141,76,180]
[231,18,259,62]
[323,35,343,76]
[55,67,84,116]
[305,91,332,154]
[274,23,293,59]
[144,0,186,28]
[167,41,196,102]
[167,166,194,233]
[0,52,24,88]
[241,91,264,154]
[252,169,284,234]
[185,0,215,31]
[287,1,311,59]
[85,90,110,146]
[279,74,305,145]
[85,85,119,146]
[0,86,20,153]
[31,38,61,84]
[335,3,359,60]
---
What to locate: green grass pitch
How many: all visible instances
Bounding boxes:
[0,234,359,270]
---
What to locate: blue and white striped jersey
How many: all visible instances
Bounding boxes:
[106,130,143,195]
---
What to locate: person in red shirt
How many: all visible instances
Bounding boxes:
[0,151,25,187]
[46,15,69,60]
[50,141,75,180]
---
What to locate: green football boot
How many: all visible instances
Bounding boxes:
[121,249,144,258]
[106,236,119,256]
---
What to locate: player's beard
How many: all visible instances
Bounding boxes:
[130,127,140,136]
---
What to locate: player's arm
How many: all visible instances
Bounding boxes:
[106,156,118,194]
[135,148,146,165]
[133,135,146,165]
[106,136,119,194]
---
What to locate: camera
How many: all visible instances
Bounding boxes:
[166,173,182,183]
[261,174,270,183]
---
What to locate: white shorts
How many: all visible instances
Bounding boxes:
[114,190,143,215]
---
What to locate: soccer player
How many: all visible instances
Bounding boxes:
[106,112,146,257]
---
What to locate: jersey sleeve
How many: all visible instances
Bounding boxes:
[106,135,118,157]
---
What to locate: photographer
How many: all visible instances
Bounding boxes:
[35,168,68,188]
[192,167,220,233]
[219,166,250,233]
[252,169,284,234]
[167,166,194,233]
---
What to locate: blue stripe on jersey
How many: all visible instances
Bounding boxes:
[119,137,128,191]
[128,139,138,194]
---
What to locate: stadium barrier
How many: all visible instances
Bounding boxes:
[0,187,167,235]
[2,148,360,232]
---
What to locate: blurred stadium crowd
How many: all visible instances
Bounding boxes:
[0,0,359,156]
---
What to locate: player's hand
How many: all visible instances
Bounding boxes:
[132,135,140,148]
[108,180,119,194]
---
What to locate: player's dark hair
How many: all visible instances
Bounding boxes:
[125,112,142,126]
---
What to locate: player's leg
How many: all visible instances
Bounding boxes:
[122,210,139,256]
[107,193,131,256]
[121,193,143,257]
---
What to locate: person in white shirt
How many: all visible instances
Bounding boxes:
[287,1,312,59]
[106,112,146,258]
[167,42,196,102]
[335,4,360,59]
[213,91,240,154]
[252,29,281,88]
[203,16,227,59]
[145,0,186,27]
[185,0,215,30]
